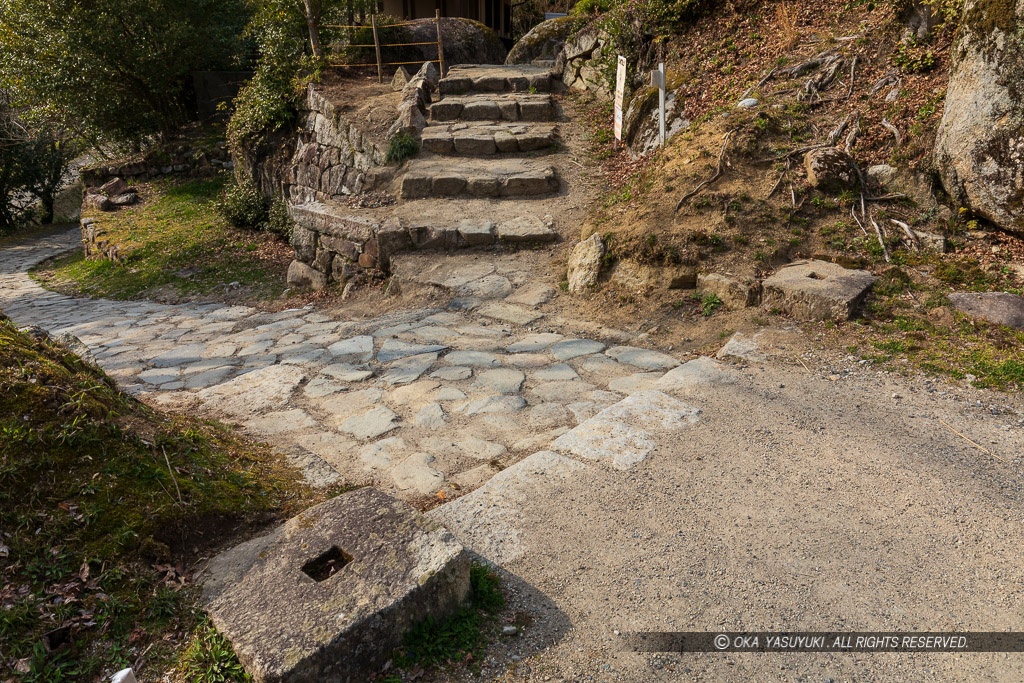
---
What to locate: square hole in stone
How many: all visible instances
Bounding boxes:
[301,546,353,582]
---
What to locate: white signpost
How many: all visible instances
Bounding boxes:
[613,55,627,143]
[650,62,666,148]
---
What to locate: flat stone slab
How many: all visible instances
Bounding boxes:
[401,158,559,199]
[495,216,557,244]
[551,390,700,470]
[195,365,306,419]
[438,64,553,95]
[201,488,469,682]
[949,292,1024,331]
[421,122,558,155]
[655,356,736,395]
[762,260,876,321]
[551,338,605,360]
[430,93,555,122]
[605,345,681,370]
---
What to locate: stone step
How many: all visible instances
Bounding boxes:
[438,64,552,96]
[401,158,559,199]
[420,122,558,156]
[430,94,555,123]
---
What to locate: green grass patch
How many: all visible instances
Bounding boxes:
[32,176,290,304]
[0,315,328,680]
[385,563,506,678]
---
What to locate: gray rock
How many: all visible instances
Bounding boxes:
[762,260,876,321]
[200,489,468,682]
[380,352,438,385]
[496,216,557,243]
[339,406,400,440]
[551,338,606,360]
[472,368,526,394]
[655,356,736,395]
[457,219,496,246]
[604,346,680,370]
[392,66,411,91]
[866,164,898,187]
[463,395,527,415]
[935,4,1024,234]
[378,339,447,362]
[328,335,374,361]
[445,350,502,367]
[477,301,544,325]
[567,234,605,294]
[533,363,580,381]
[717,332,764,363]
[320,363,374,382]
[431,366,473,380]
[415,402,447,428]
[948,291,1024,331]
[392,453,446,494]
[737,98,758,108]
[506,284,555,306]
[551,390,699,470]
[287,260,327,291]
[506,333,563,353]
[804,148,858,193]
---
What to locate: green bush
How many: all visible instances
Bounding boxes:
[386,132,420,164]
[267,196,293,239]
[216,175,268,231]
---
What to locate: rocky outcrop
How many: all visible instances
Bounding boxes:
[949,291,1024,330]
[505,16,575,66]
[407,18,506,66]
[935,0,1024,235]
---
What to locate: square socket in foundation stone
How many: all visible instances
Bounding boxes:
[200,488,469,682]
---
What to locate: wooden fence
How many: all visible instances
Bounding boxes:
[323,10,445,82]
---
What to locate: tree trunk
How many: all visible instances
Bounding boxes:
[302,0,324,59]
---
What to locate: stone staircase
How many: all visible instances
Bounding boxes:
[284,64,567,290]
[400,64,563,201]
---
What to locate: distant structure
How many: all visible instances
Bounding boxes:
[382,0,513,40]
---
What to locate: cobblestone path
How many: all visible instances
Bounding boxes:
[1,229,688,499]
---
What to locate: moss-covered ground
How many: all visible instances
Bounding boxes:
[0,314,337,680]
[31,176,294,307]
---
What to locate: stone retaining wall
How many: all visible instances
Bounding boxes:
[81,144,232,186]
[80,217,121,263]
[286,88,394,205]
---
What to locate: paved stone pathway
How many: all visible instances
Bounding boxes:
[1,229,690,499]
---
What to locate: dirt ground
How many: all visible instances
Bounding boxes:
[432,328,1024,681]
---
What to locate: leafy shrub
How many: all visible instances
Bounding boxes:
[386,132,420,164]
[267,197,293,239]
[216,174,268,231]
[892,41,937,72]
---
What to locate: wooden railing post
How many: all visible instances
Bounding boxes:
[371,14,383,83]
[435,10,446,77]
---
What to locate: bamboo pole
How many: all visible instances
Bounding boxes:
[435,10,446,77]
[372,14,383,84]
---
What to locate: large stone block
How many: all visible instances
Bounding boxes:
[201,488,469,682]
[287,260,327,291]
[762,260,876,320]
[949,291,1024,331]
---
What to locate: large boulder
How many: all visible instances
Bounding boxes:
[935,1,1024,235]
[406,18,506,66]
[804,147,858,193]
[506,16,575,66]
